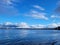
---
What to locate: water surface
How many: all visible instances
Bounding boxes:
[0,30,60,45]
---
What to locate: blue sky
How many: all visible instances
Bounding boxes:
[0,0,60,28]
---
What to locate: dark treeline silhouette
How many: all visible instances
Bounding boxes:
[55,26,60,30]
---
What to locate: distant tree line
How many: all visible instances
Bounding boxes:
[54,26,60,30]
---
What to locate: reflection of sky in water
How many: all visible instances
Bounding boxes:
[19,30,29,38]
[0,30,60,43]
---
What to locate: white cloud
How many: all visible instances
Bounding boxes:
[30,23,60,28]
[4,0,12,5]
[33,5,45,11]
[0,0,19,15]
[16,22,46,28]
[18,22,30,28]
[1,22,60,28]
[38,24,46,28]
[48,23,60,28]
[31,24,46,28]
[51,15,60,18]
[51,15,56,18]
[4,22,13,25]
[0,0,13,7]
[30,10,48,20]
[1,0,20,6]
[57,23,60,26]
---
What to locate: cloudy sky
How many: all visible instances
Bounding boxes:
[0,0,60,28]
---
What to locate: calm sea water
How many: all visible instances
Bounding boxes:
[0,30,60,45]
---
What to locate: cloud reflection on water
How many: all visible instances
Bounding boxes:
[19,30,29,38]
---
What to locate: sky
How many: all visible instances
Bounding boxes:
[0,0,60,28]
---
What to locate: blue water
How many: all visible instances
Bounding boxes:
[0,30,60,45]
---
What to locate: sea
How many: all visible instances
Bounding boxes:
[0,29,60,45]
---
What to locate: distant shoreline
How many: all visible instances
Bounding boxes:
[0,26,60,30]
[0,28,59,30]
